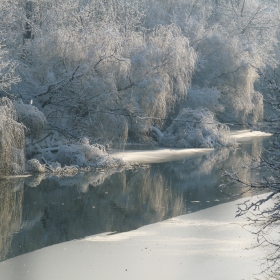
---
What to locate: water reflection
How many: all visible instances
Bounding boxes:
[0,136,270,261]
[0,179,24,261]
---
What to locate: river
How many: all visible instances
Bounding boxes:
[0,130,271,263]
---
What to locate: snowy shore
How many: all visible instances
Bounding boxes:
[0,195,270,280]
[112,129,272,164]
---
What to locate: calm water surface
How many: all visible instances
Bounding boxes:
[0,135,271,261]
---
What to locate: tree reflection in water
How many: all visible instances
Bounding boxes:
[0,179,24,261]
[0,137,270,262]
[0,167,184,261]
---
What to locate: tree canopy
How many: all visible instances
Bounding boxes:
[0,0,280,174]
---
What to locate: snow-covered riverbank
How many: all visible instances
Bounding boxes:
[112,148,214,164]
[112,129,272,164]
[0,196,270,280]
[230,129,272,142]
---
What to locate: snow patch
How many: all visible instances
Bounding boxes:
[112,148,213,164]
[230,130,272,141]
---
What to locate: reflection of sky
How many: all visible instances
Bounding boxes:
[0,134,271,261]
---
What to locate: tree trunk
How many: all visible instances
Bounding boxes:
[23,1,34,41]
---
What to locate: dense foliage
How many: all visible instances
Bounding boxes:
[0,0,280,173]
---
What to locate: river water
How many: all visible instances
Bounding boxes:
[0,131,271,262]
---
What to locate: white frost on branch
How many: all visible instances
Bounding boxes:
[40,138,127,170]
[0,0,278,147]
[0,46,20,93]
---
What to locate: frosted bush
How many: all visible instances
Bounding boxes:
[53,143,106,167]
[159,107,232,148]
[0,98,25,176]
[25,159,46,173]
[49,163,79,177]
[42,139,126,169]
[15,101,46,137]
[25,159,79,177]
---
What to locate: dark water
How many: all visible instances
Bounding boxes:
[0,136,271,262]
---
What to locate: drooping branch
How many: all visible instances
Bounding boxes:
[37,65,82,97]
[252,65,280,93]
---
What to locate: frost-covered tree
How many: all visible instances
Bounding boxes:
[0,0,279,155]
[0,47,20,95]
[0,178,23,261]
[142,0,278,124]
[222,68,280,279]
[7,0,197,145]
[0,98,25,176]
[185,0,278,124]
[0,42,24,176]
